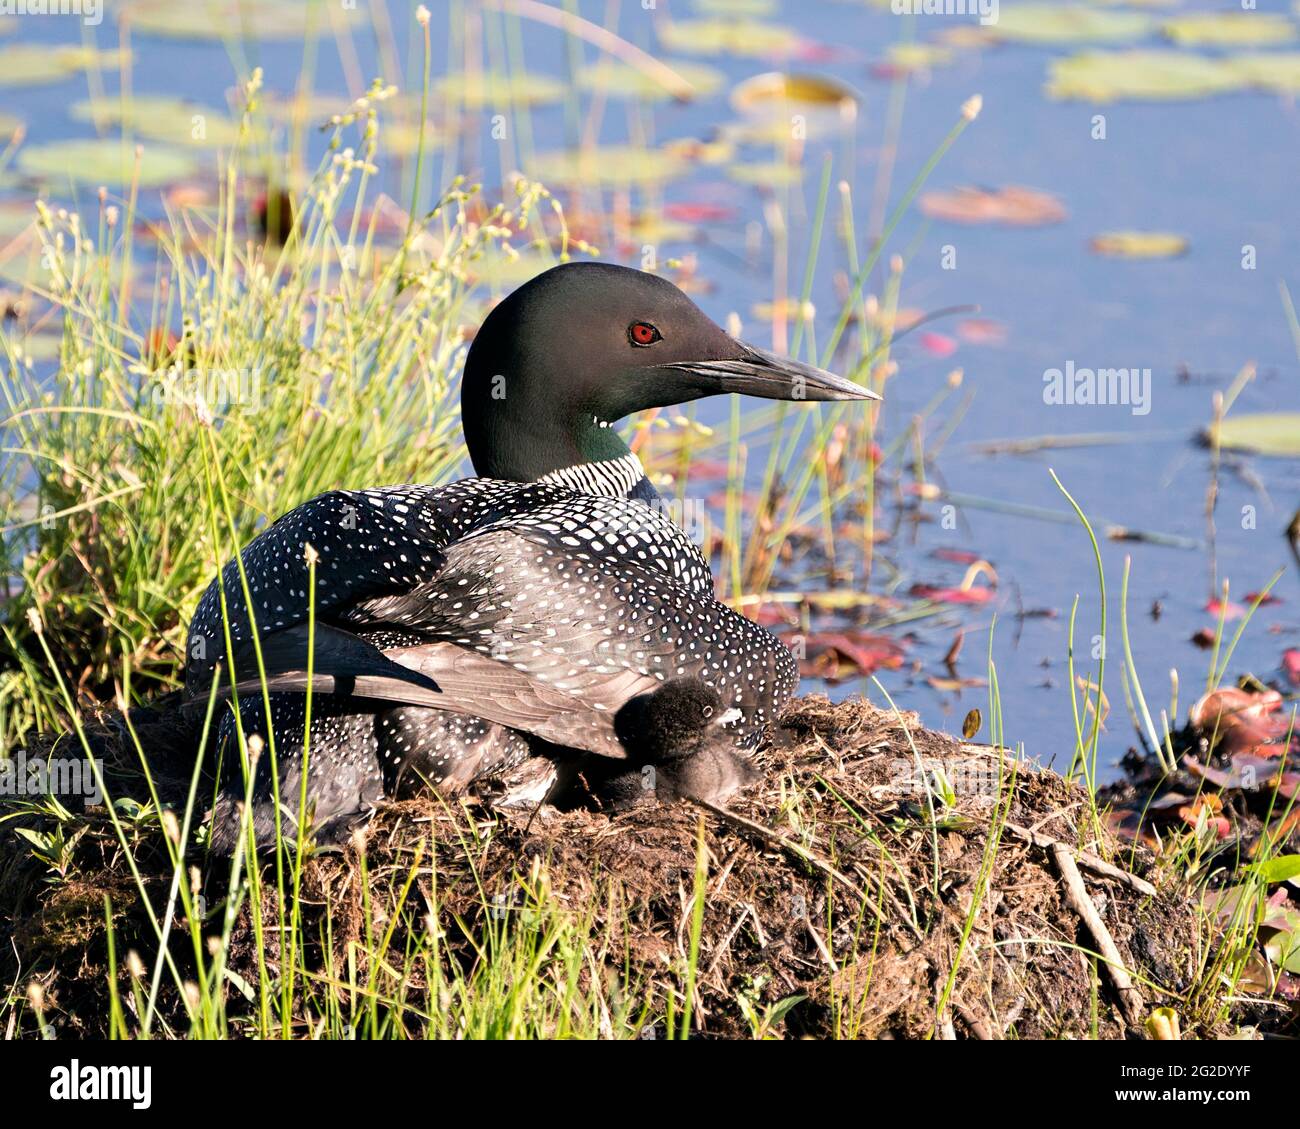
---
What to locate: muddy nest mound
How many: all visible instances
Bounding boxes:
[2,696,1210,1039]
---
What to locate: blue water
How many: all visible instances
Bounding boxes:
[3,0,1298,779]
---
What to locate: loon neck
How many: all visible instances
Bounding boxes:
[539,450,657,501]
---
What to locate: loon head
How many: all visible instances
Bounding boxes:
[461,261,878,485]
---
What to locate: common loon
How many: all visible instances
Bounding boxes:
[184,262,877,850]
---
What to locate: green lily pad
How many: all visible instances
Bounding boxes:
[1089,231,1188,258]
[578,60,725,102]
[729,160,804,186]
[19,139,199,189]
[437,72,566,109]
[658,19,801,58]
[1047,50,1247,101]
[1163,13,1296,47]
[1227,53,1300,94]
[1208,413,1300,457]
[70,97,244,149]
[0,45,129,89]
[989,6,1153,44]
[528,146,688,187]
[125,1,360,41]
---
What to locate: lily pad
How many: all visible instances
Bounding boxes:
[437,72,566,109]
[19,139,198,189]
[0,45,129,89]
[70,97,244,148]
[658,19,802,58]
[730,71,860,129]
[1208,413,1300,458]
[528,146,688,187]
[1047,50,1247,101]
[692,0,778,14]
[878,43,957,75]
[1089,231,1188,259]
[578,60,724,102]
[920,185,1067,226]
[125,1,360,41]
[1163,13,1296,47]
[987,6,1153,44]
[729,160,804,186]
[1228,53,1300,94]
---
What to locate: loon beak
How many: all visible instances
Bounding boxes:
[659,344,880,403]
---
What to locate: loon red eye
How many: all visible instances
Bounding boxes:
[628,321,662,347]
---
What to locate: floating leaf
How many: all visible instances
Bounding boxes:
[658,18,802,58]
[1208,412,1300,457]
[1047,50,1246,101]
[920,185,1067,226]
[1163,13,1297,47]
[1090,231,1188,259]
[125,1,360,40]
[0,45,128,88]
[874,42,956,78]
[438,72,566,108]
[731,71,859,115]
[692,0,778,14]
[729,160,804,186]
[578,60,724,101]
[70,97,243,149]
[1226,53,1300,94]
[528,146,688,187]
[18,139,198,189]
[988,6,1153,44]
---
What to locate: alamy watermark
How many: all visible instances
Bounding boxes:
[1042,361,1151,416]
[0,0,101,26]
[1,752,103,806]
[890,0,998,26]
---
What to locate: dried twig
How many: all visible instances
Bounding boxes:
[1005,821,1156,897]
[1050,843,1146,1031]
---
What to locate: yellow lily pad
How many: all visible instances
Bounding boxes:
[19,139,198,189]
[658,19,801,58]
[528,146,688,187]
[732,71,858,113]
[1047,50,1247,101]
[70,97,244,148]
[578,60,724,102]
[437,72,566,109]
[729,160,804,186]
[1228,53,1300,94]
[1090,231,1188,259]
[125,1,361,40]
[988,6,1153,44]
[1163,13,1296,47]
[0,45,129,88]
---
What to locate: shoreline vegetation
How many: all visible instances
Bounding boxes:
[0,53,1296,1040]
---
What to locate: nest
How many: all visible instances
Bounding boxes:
[2,696,1215,1039]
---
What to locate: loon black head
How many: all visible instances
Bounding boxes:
[461,261,878,486]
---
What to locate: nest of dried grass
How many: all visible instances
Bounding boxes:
[2,695,1218,1039]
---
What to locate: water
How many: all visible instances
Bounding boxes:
[3,1,1298,779]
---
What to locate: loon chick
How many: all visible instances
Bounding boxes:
[588,679,761,810]
[185,262,877,851]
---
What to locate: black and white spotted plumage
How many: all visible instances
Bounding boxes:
[187,459,797,849]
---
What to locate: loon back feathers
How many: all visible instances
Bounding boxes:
[186,479,795,760]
